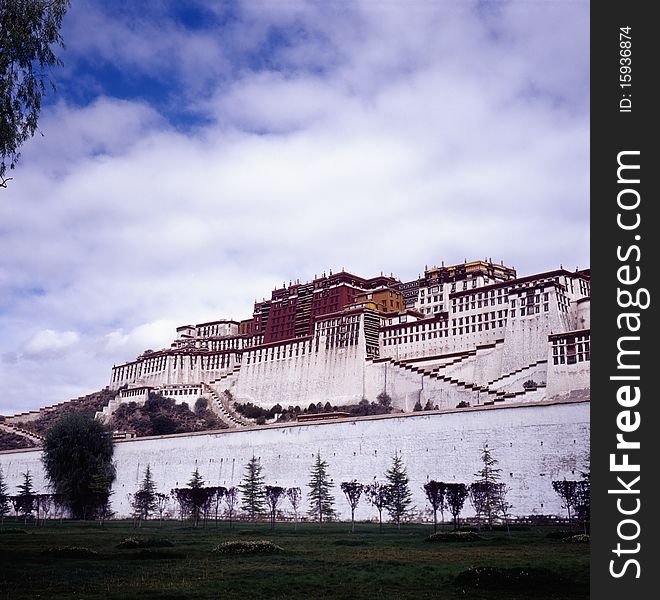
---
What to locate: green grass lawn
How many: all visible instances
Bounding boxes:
[0,520,589,600]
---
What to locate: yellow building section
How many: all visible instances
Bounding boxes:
[352,288,405,314]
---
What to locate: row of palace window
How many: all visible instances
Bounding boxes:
[452,288,509,313]
[552,334,591,364]
[452,311,506,326]
[383,319,507,345]
[510,304,550,317]
[143,357,167,373]
[162,387,201,397]
[245,342,314,364]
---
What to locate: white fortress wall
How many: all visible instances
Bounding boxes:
[234,337,367,409]
[0,401,589,522]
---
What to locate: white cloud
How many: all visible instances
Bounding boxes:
[22,329,80,358]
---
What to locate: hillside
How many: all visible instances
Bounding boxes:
[0,428,38,451]
[9,389,116,437]
[109,393,229,437]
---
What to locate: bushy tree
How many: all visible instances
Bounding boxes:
[41,413,116,520]
[552,479,579,523]
[264,485,286,529]
[364,482,392,532]
[340,481,364,533]
[286,487,302,531]
[493,483,513,535]
[575,471,590,533]
[35,493,53,526]
[445,483,469,530]
[239,456,266,521]
[210,486,227,527]
[224,487,238,529]
[1,0,70,185]
[155,492,169,527]
[307,452,336,526]
[423,480,446,533]
[385,452,413,529]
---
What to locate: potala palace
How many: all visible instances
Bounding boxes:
[0,260,590,520]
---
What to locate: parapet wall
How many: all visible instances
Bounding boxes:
[0,400,589,522]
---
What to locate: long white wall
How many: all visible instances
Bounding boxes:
[0,401,589,523]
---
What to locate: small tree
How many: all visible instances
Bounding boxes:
[307,452,336,527]
[171,468,212,528]
[35,493,53,526]
[423,480,446,533]
[224,487,238,529]
[286,487,302,531]
[445,483,469,531]
[0,467,9,527]
[575,472,590,533]
[131,464,158,527]
[385,452,413,529]
[340,481,364,533]
[493,483,513,535]
[364,482,392,532]
[264,485,286,529]
[155,493,169,527]
[552,479,579,524]
[211,487,227,527]
[468,482,490,532]
[239,456,266,521]
[16,471,35,524]
[473,444,502,529]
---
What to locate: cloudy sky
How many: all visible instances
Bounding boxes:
[0,0,589,415]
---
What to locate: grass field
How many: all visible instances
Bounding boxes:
[0,520,589,600]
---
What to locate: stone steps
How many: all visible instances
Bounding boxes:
[202,383,250,428]
[0,422,44,445]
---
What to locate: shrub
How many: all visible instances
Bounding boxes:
[454,566,559,590]
[564,534,590,543]
[546,530,576,540]
[41,546,98,558]
[212,540,284,555]
[117,537,174,549]
[425,531,483,542]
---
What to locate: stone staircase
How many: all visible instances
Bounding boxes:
[379,350,547,408]
[201,383,251,428]
[487,359,548,389]
[0,422,44,445]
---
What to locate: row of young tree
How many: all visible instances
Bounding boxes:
[126,452,415,531]
[124,445,589,532]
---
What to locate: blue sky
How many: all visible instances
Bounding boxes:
[0,0,589,414]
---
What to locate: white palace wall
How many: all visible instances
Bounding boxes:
[0,400,589,522]
[234,338,368,408]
